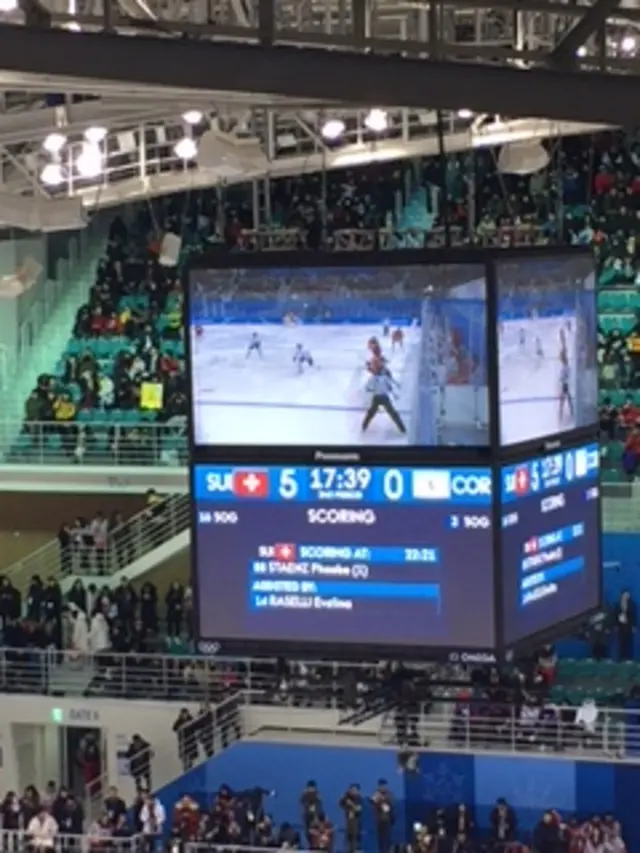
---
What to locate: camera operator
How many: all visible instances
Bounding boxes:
[339,784,363,853]
[371,779,395,853]
[300,781,323,846]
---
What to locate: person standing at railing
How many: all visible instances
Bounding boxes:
[90,513,109,575]
[126,734,153,793]
[165,583,185,640]
[140,793,166,853]
[26,805,58,851]
[172,708,198,771]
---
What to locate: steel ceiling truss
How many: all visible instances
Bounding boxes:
[0,89,607,208]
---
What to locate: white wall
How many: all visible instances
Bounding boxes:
[0,695,199,796]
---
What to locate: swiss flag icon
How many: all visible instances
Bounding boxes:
[274,543,297,562]
[514,467,529,496]
[232,469,270,498]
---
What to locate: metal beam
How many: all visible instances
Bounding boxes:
[549,0,622,68]
[0,25,636,125]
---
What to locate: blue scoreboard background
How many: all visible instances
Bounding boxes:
[500,442,601,646]
[191,442,601,654]
[192,464,495,652]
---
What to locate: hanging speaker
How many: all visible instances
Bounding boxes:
[159,232,182,267]
[498,141,550,176]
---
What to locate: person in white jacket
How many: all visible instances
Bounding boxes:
[71,608,90,655]
[139,795,166,851]
[89,612,111,654]
[27,807,58,849]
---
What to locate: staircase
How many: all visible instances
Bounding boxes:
[4,493,191,598]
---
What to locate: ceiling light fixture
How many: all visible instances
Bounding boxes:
[85,126,107,144]
[76,142,103,179]
[40,163,64,187]
[321,118,346,141]
[364,109,388,133]
[182,111,203,126]
[174,137,198,160]
[43,133,67,155]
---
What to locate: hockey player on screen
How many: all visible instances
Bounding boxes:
[383,319,391,337]
[362,360,407,436]
[559,350,574,421]
[535,337,544,364]
[518,328,526,352]
[293,343,314,374]
[246,331,263,359]
[391,328,404,351]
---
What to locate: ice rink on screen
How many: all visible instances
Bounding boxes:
[499,316,577,445]
[192,323,423,446]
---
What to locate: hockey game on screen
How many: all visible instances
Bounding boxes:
[188,264,489,448]
[496,255,598,446]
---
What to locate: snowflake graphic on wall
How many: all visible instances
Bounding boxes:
[422,762,466,804]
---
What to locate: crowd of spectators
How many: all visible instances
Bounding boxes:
[0,776,627,853]
[56,490,178,578]
[5,130,640,476]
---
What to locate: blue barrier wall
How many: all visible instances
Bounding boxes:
[556,532,640,658]
[155,744,640,850]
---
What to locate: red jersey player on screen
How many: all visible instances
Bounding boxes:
[391,329,404,351]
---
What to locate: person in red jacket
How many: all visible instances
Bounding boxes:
[171,795,200,841]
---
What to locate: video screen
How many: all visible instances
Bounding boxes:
[500,443,601,646]
[192,463,495,651]
[497,255,597,446]
[189,264,489,447]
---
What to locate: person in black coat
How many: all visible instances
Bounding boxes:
[533,811,562,853]
[490,798,517,845]
[613,590,637,660]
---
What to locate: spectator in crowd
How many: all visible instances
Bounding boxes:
[371,779,395,853]
[139,793,166,850]
[27,804,58,850]
[339,784,363,853]
[173,708,197,771]
[126,734,152,793]
[491,798,517,844]
[613,590,637,660]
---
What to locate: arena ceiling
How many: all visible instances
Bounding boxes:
[0,0,635,215]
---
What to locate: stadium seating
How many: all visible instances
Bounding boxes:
[8,130,640,473]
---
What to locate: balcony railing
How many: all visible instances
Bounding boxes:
[5,494,190,593]
[0,831,145,853]
[0,646,386,704]
[7,419,188,467]
[380,701,635,760]
[2,647,640,762]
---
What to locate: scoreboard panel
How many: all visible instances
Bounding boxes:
[192,464,495,653]
[500,442,601,646]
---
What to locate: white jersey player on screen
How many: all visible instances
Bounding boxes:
[293,343,314,374]
[246,331,263,359]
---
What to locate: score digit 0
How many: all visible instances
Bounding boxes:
[382,469,404,501]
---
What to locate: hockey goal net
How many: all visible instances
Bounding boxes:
[283,312,301,327]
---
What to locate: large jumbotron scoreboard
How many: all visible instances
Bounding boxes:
[185,246,601,660]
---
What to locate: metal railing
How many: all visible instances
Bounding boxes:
[5,494,190,593]
[7,419,188,467]
[0,646,385,703]
[379,701,635,759]
[143,690,245,791]
[0,830,144,853]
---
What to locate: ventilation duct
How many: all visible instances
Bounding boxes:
[197,128,267,179]
[497,140,550,175]
[159,232,181,267]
